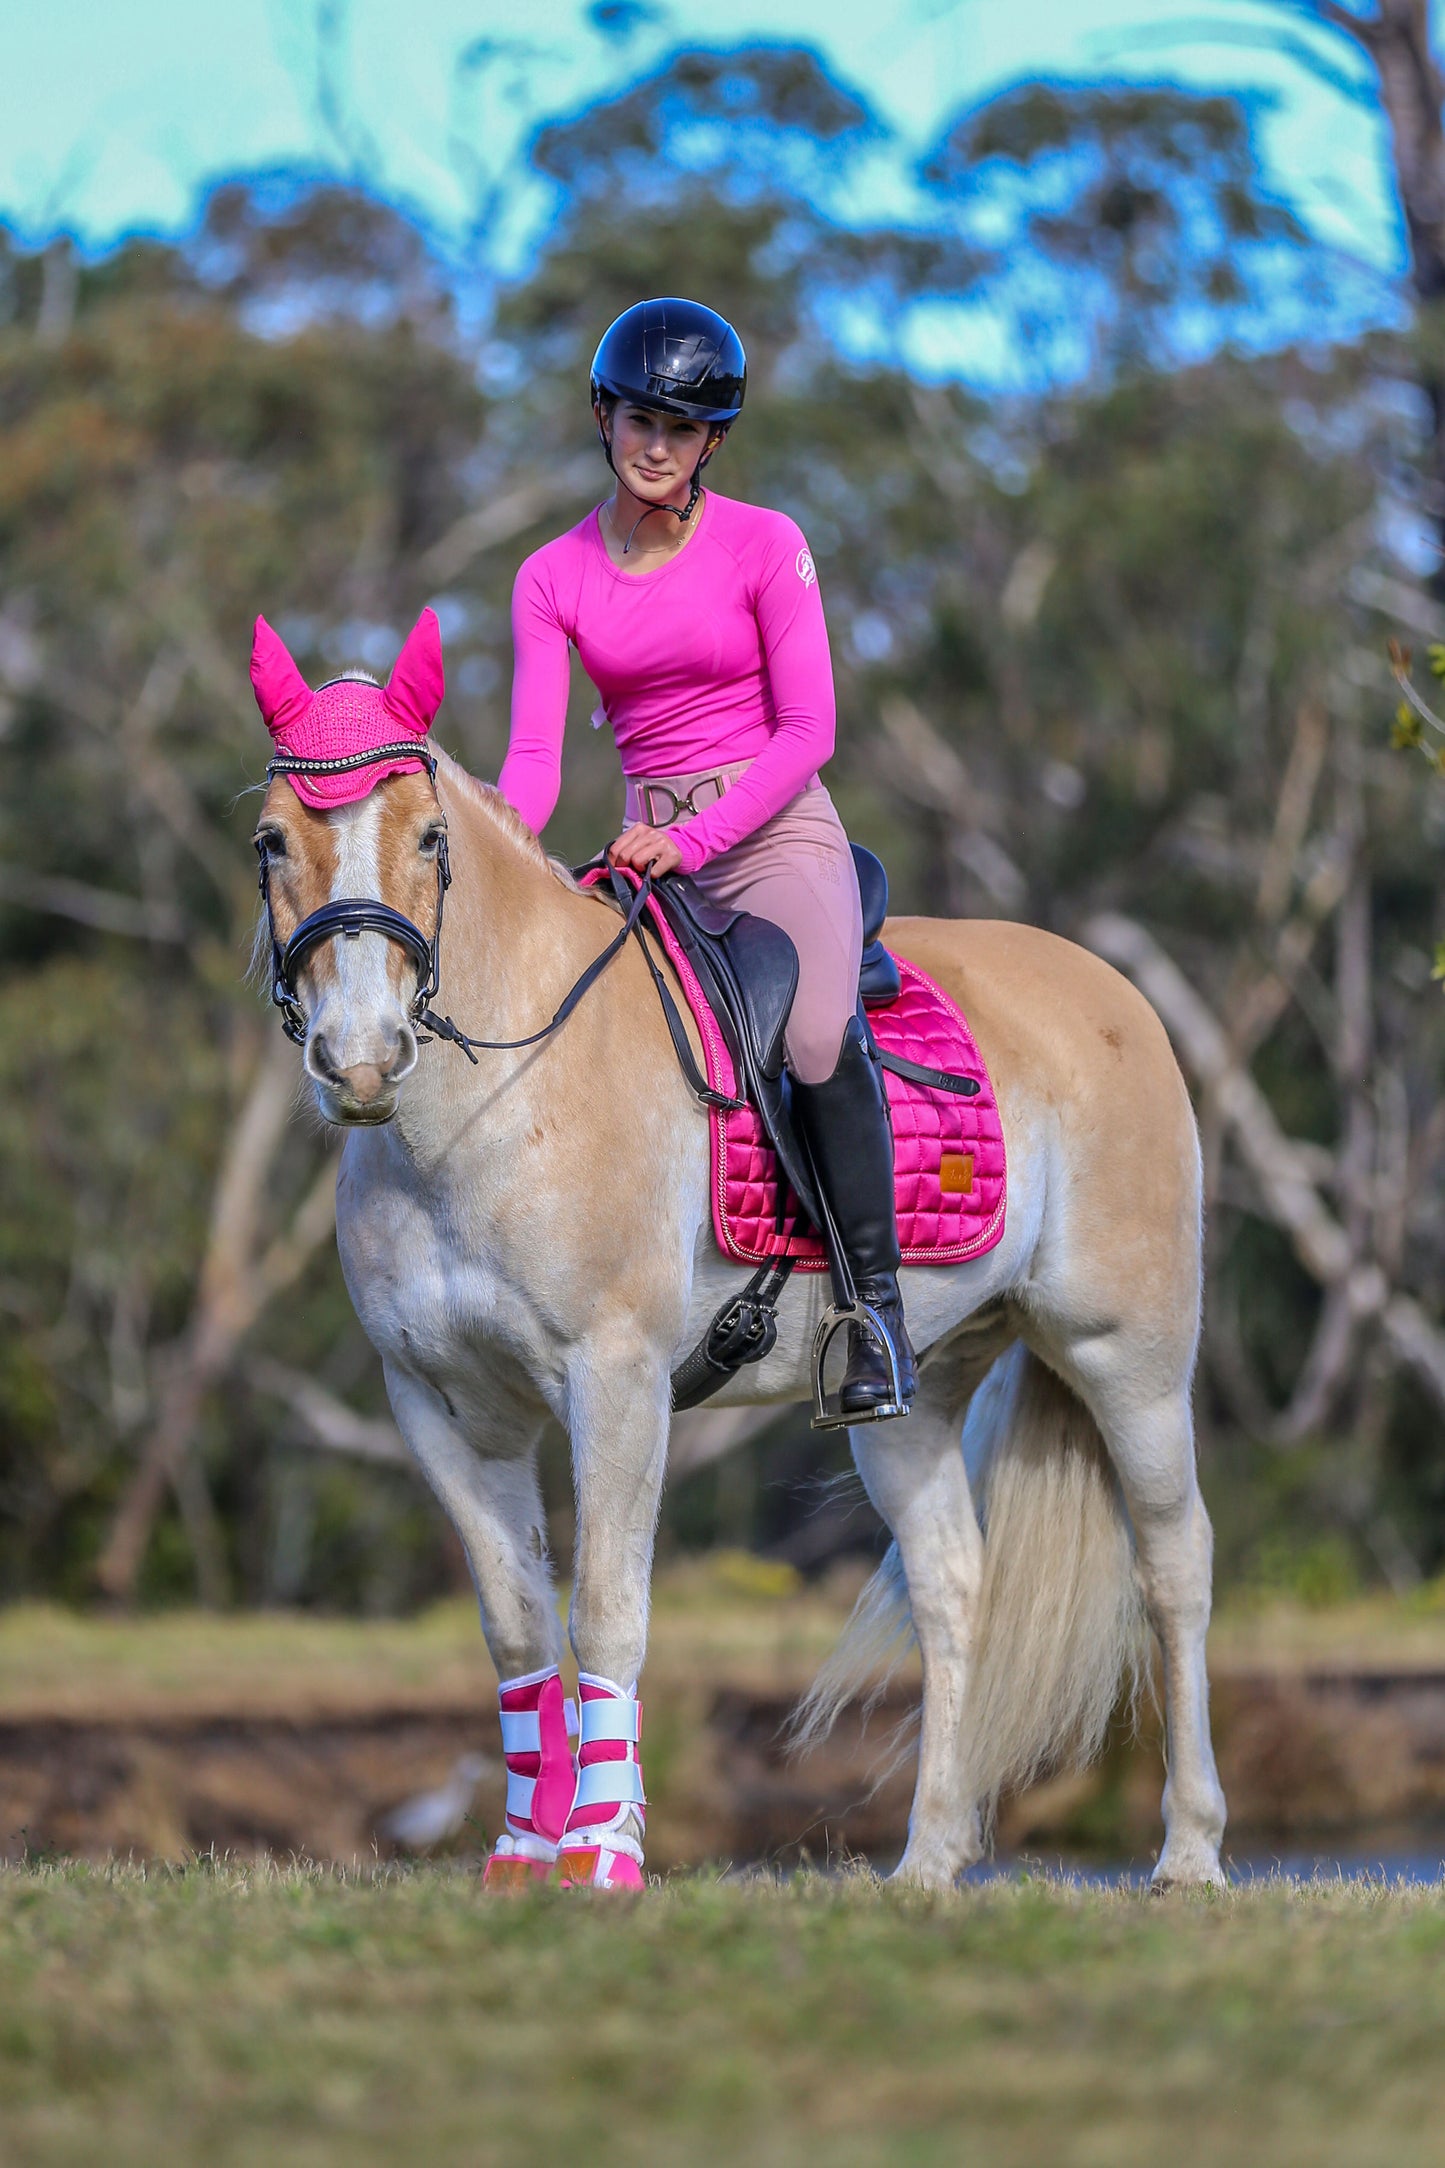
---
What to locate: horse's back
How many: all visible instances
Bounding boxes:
[887,914,1181,1101]
[886,914,1200,1307]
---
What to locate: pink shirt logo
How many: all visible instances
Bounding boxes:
[795,548,817,588]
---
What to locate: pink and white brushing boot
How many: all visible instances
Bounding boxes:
[557,1674,647,1891]
[482,1665,577,1890]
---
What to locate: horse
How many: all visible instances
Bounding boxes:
[252,745,1228,1890]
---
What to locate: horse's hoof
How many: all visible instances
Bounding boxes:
[886,1851,971,1893]
[482,1843,556,1891]
[1149,1843,1225,1893]
[557,1844,645,1891]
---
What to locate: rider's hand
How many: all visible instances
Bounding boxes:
[609,823,684,877]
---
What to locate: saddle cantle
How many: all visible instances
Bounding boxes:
[855,846,902,1007]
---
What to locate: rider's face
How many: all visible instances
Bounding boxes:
[604,403,717,505]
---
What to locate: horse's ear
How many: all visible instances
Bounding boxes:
[384,608,445,736]
[250,617,313,740]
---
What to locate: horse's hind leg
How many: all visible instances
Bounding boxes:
[850,1350,993,1889]
[1116,1393,1226,1889]
[1048,1338,1226,1890]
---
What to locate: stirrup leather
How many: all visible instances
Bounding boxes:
[811,1298,911,1430]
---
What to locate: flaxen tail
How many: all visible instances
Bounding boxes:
[794,1345,1147,1831]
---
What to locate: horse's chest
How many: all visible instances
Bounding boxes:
[336,1163,555,1385]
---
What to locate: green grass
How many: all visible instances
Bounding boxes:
[0,1867,1442,2168]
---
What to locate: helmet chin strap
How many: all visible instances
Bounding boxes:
[597,409,723,553]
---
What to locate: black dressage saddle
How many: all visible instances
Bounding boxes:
[643,843,902,1234]
[579,842,979,1412]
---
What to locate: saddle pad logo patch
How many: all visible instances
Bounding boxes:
[939,1152,974,1194]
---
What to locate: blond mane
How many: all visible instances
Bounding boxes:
[434,748,583,891]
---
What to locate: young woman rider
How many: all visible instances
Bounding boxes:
[498,296,915,1417]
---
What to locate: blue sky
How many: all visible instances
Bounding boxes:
[0,0,1404,288]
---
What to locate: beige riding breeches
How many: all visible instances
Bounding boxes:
[624,765,864,1085]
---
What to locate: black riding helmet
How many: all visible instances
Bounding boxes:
[591,298,747,533]
[591,296,747,421]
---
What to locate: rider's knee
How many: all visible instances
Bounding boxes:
[785,1011,850,1085]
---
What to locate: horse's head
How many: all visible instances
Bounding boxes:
[250,611,448,1126]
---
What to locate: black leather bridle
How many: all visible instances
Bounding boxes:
[257,744,452,1049]
[257,743,669,1071]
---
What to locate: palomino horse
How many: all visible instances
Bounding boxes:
[253,746,1227,1889]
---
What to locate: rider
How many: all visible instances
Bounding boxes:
[499,296,916,1417]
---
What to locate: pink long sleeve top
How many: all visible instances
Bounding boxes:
[498,490,836,873]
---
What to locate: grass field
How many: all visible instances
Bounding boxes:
[1,1865,1443,2168]
[4,1582,1445,2164]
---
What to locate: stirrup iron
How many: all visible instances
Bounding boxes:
[811,1298,911,1430]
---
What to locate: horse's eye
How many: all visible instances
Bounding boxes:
[256,829,286,859]
[420,826,445,855]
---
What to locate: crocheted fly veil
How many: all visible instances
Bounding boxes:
[250,609,445,806]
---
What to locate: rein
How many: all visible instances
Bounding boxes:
[257,750,722,1099]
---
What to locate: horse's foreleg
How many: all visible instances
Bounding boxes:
[383,1364,574,1885]
[384,1364,560,1676]
[558,1345,672,1890]
[851,1360,989,1890]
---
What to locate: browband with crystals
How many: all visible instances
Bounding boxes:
[267,742,437,779]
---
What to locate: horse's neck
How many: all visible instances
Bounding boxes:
[391,764,598,1159]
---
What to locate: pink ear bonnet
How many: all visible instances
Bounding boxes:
[250,609,445,809]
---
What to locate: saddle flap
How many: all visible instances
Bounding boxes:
[664,877,741,940]
[718,912,799,1079]
[653,875,799,1083]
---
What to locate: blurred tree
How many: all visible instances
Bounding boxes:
[1196,3,1445,585]
[923,80,1316,381]
[0,193,493,1604]
[4,44,1445,1608]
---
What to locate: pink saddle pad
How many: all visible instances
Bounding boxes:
[580,871,1007,1268]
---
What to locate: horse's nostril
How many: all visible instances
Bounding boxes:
[309,1033,342,1084]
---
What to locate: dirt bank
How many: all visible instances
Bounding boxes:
[5,1578,1445,1868]
[6,1664,1445,1869]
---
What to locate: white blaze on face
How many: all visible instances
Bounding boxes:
[302,792,418,1093]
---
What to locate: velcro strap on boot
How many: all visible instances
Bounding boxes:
[499,1710,541,1755]
[496,1667,576,1847]
[578,1699,642,1746]
[505,1770,537,1823]
[573,1761,647,1811]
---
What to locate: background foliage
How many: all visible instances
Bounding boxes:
[4,32,1445,1610]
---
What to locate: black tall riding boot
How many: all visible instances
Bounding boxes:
[792,1015,918,1417]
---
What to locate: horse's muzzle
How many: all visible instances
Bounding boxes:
[307,1027,418,1123]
